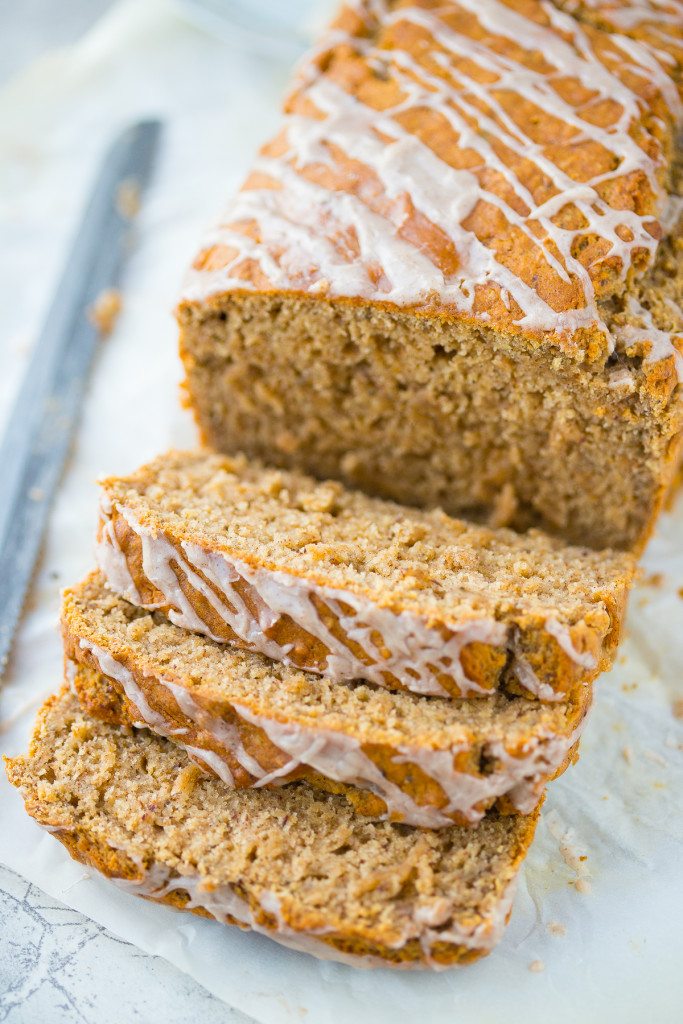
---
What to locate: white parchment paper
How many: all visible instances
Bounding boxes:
[1,2,682,1021]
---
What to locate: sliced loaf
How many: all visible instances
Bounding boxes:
[5,688,540,969]
[64,573,589,828]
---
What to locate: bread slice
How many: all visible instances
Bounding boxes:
[97,450,634,702]
[5,688,541,969]
[177,0,683,554]
[63,573,589,828]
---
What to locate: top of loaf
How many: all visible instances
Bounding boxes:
[180,0,682,360]
[556,1,683,67]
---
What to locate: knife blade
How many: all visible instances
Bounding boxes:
[0,119,162,674]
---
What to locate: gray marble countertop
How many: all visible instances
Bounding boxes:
[0,864,251,1023]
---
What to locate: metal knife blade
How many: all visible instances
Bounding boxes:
[0,119,162,675]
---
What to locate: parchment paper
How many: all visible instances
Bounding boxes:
[1,3,682,1021]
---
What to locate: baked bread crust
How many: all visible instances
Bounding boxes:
[96,450,634,702]
[63,573,589,828]
[5,689,541,969]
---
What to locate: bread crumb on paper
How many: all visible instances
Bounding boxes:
[548,922,566,937]
[529,960,545,973]
[546,809,592,894]
[88,288,122,336]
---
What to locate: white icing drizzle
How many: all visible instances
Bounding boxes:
[104,854,518,968]
[76,641,171,735]
[162,677,268,781]
[182,745,236,786]
[72,646,263,784]
[568,0,683,43]
[660,191,683,233]
[73,642,584,828]
[511,650,562,703]
[613,295,683,382]
[607,366,636,390]
[97,501,599,701]
[234,703,582,825]
[543,616,598,670]
[181,0,679,349]
[95,512,142,605]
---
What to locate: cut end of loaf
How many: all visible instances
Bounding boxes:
[179,289,681,554]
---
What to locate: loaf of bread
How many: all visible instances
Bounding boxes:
[7,0,680,974]
[5,688,541,969]
[96,450,633,701]
[64,573,588,827]
[178,0,683,552]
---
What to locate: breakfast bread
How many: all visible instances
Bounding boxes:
[63,573,589,828]
[5,687,541,969]
[97,450,634,702]
[177,0,683,553]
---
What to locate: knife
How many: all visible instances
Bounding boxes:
[0,119,162,675]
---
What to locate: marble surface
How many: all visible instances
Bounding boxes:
[0,863,251,1023]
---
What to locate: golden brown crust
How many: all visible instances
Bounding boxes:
[4,808,537,967]
[554,1,683,104]
[71,653,582,822]
[103,504,560,699]
[178,1,679,353]
[102,505,504,698]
